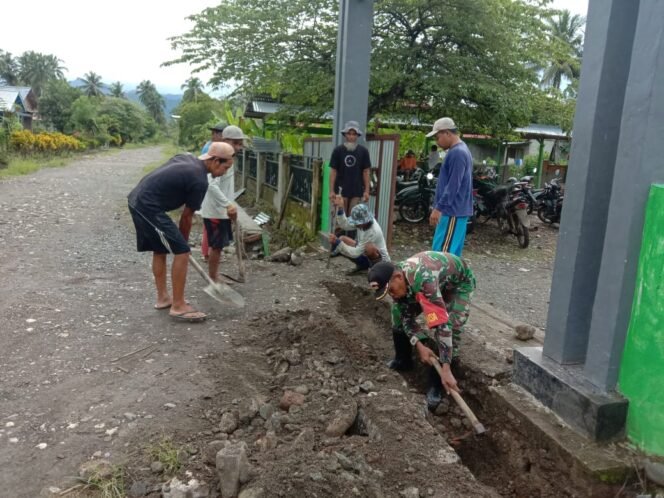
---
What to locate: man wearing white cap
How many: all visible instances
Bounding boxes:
[425,118,473,256]
[329,120,372,216]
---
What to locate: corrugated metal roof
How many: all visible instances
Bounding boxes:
[514,124,569,139]
[0,89,19,111]
[251,137,281,153]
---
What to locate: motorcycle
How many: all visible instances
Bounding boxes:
[398,172,437,223]
[473,177,530,248]
[537,177,563,224]
[394,167,425,205]
[518,175,543,215]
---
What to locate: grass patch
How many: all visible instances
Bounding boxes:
[141,143,181,175]
[0,155,72,179]
[147,437,184,476]
[76,464,125,498]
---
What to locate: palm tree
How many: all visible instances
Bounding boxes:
[0,50,20,86]
[541,10,585,90]
[109,81,125,98]
[181,77,204,103]
[17,51,66,97]
[81,71,105,97]
[136,80,165,125]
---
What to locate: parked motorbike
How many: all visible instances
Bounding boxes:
[398,172,437,223]
[473,176,530,248]
[537,177,563,224]
[518,175,543,214]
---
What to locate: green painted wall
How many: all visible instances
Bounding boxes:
[619,184,664,455]
[321,162,331,232]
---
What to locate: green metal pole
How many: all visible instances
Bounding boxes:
[536,138,545,188]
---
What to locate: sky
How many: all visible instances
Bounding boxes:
[1,0,589,95]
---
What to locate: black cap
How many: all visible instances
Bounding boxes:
[368,262,397,300]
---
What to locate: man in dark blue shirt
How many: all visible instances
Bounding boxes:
[426,118,473,256]
[128,142,235,322]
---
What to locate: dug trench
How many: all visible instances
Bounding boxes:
[127,280,635,497]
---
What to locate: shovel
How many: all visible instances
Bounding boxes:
[430,357,486,435]
[234,220,246,282]
[188,255,245,307]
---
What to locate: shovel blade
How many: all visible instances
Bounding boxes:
[204,282,245,308]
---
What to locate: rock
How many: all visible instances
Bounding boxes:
[268,247,292,263]
[124,412,137,421]
[164,402,177,409]
[128,480,149,497]
[275,361,290,374]
[162,477,209,498]
[238,488,265,498]
[150,461,164,474]
[400,487,420,498]
[258,403,275,421]
[79,459,113,480]
[216,442,251,498]
[514,324,536,341]
[239,399,260,425]
[265,413,283,433]
[309,471,325,482]
[359,381,375,393]
[293,384,310,395]
[434,399,450,416]
[256,431,278,452]
[283,349,301,365]
[335,452,356,472]
[289,251,304,266]
[325,400,358,437]
[644,459,664,487]
[292,427,315,452]
[279,390,305,411]
[220,412,239,434]
[450,417,463,429]
[205,440,228,465]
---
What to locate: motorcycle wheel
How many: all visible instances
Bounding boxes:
[512,214,530,249]
[399,201,428,223]
[537,206,553,224]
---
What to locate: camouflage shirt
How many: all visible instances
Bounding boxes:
[391,251,476,363]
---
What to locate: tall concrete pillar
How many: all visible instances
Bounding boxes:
[332,0,374,147]
[512,0,664,442]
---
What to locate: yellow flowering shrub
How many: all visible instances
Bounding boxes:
[10,130,84,154]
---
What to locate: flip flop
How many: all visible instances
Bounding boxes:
[154,303,172,310]
[169,310,208,323]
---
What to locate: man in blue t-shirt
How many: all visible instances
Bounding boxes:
[426,118,473,257]
[127,142,235,323]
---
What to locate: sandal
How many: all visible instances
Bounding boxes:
[169,310,208,323]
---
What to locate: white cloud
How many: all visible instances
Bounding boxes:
[0,0,219,94]
[549,0,589,17]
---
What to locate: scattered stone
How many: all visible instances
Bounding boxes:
[309,471,324,482]
[164,403,177,409]
[294,385,310,395]
[238,488,265,498]
[265,413,283,433]
[220,412,239,434]
[276,361,290,374]
[124,412,137,421]
[9,438,18,443]
[292,427,315,452]
[644,459,664,487]
[258,403,275,421]
[162,477,209,498]
[128,480,149,497]
[335,452,355,472]
[283,349,301,365]
[279,390,305,411]
[400,486,420,498]
[79,459,113,480]
[450,418,463,429]
[5,421,15,428]
[359,381,375,393]
[35,443,48,450]
[239,399,260,425]
[205,440,227,465]
[150,461,164,474]
[434,399,450,416]
[268,247,292,263]
[216,442,251,498]
[325,400,358,437]
[514,324,536,341]
[256,431,278,452]
[289,250,304,266]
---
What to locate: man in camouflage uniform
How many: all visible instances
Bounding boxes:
[368,251,476,410]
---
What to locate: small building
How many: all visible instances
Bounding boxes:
[0,86,38,129]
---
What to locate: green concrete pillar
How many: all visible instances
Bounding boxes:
[619,184,664,455]
[535,139,545,187]
[321,162,331,232]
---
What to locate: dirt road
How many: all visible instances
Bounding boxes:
[0,148,505,497]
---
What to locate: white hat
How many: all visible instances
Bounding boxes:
[426,117,457,137]
[341,120,363,136]
[222,125,249,140]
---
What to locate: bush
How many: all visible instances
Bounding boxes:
[10,130,84,154]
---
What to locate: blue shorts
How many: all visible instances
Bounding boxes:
[432,215,468,257]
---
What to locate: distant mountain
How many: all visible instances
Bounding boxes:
[68,79,182,120]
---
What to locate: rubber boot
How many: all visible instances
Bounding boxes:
[426,365,443,412]
[386,328,413,371]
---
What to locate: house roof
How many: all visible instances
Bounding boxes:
[514,124,570,140]
[0,86,36,113]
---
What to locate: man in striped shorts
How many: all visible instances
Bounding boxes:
[426,118,473,256]
[368,251,476,411]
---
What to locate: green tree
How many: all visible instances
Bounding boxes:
[109,81,125,98]
[17,51,66,97]
[541,9,585,90]
[69,96,100,134]
[99,97,153,143]
[0,50,20,85]
[136,80,165,125]
[166,0,555,134]
[181,77,205,103]
[81,71,105,97]
[38,79,83,132]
